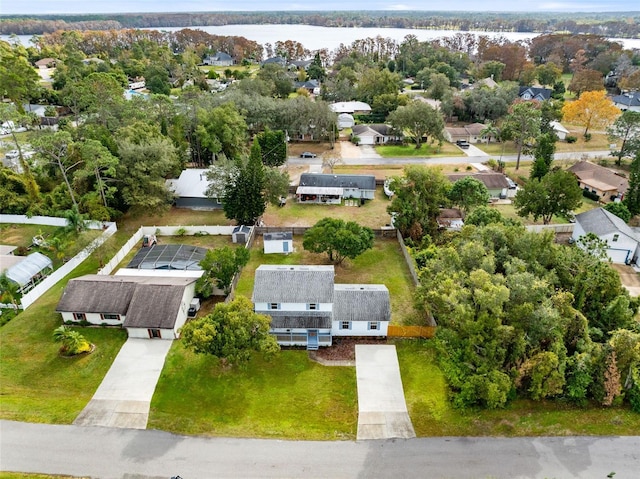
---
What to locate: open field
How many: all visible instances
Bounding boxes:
[397,339,640,436]
[235,235,419,325]
[148,344,357,440]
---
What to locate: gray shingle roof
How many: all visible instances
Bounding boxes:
[123,283,188,329]
[56,275,196,329]
[299,173,376,190]
[447,172,509,189]
[575,207,638,240]
[269,312,332,329]
[333,284,391,322]
[568,161,629,194]
[253,265,334,303]
[612,91,640,108]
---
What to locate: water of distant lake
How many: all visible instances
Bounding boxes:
[4,24,640,51]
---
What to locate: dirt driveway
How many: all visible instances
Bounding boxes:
[611,263,640,297]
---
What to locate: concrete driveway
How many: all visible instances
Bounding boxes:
[461,143,489,157]
[611,263,640,297]
[73,338,172,429]
[355,344,415,440]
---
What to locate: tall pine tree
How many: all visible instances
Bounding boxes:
[624,151,640,215]
[223,139,266,225]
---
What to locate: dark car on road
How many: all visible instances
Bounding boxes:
[456,140,470,149]
[300,152,317,158]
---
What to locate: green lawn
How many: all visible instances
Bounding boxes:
[148,343,357,439]
[0,224,101,269]
[0,256,127,424]
[376,143,463,158]
[235,236,418,324]
[396,340,640,436]
[263,187,393,228]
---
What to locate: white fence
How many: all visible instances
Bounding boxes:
[0,214,105,230]
[98,225,243,276]
[19,222,117,309]
[526,224,575,234]
[140,225,237,236]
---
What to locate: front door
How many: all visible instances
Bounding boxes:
[148,328,161,339]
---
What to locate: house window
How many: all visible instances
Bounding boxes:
[340,321,351,330]
[613,234,619,242]
[308,303,317,310]
[269,303,280,310]
[368,321,380,331]
[73,313,86,321]
[101,313,120,321]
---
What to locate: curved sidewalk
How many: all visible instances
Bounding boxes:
[73,338,172,429]
[355,344,416,440]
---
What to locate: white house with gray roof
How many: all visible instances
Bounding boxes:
[252,265,390,349]
[296,173,376,204]
[572,208,640,264]
[56,275,197,339]
[166,169,222,210]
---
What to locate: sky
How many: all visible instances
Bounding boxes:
[1,1,638,15]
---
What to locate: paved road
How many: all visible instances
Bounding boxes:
[287,150,612,167]
[1,421,639,478]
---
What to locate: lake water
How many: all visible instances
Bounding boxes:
[4,24,640,51]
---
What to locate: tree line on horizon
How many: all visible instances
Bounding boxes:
[1,10,639,37]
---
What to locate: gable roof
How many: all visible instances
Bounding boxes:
[550,121,569,134]
[575,208,638,241]
[233,225,252,235]
[518,86,552,101]
[56,275,196,328]
[447,172,510,189]
[612,91,640,108]
[210,52,232,61]
[166,169,210,199]
[351,124,394,137]
[299,173,376,190]
[568,161,629,194]
[253,265,335,303]
[123,283,190,329]
[333,284,391,322]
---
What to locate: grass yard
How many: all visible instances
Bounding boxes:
[376,143,463,158]
[148,343,357,440]
[0,224,101,269]
[396,339,640,436]
[491,196,599,225]
[0,256,127,424]
[117,207,231,234]
[235,236,418,325]
[263,187,393,228]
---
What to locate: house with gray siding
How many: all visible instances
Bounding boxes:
[296,173,376,204]
[447,172,510,199]
[252,265,390,349]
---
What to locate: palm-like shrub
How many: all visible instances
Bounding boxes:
[53,325,91,355]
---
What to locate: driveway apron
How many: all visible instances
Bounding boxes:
[355,344,415,440]
[73,338,172,429]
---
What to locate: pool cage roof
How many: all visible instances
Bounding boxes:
[127,244,207,271]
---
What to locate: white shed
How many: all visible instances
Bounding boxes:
[263,232,293,254]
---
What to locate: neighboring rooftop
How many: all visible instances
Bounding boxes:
[447,172,510,189]
[264,232,293,241]
[299,173,376,190]
[575,208,638,240]
[568,161,629,195]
